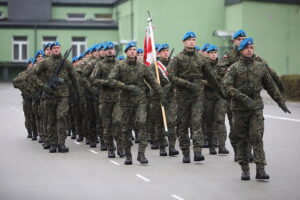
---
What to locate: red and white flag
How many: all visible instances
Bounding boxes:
[143,25,168,81]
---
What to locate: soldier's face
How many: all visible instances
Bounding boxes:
[36,54,43,62]
[27,63,33,68]
[51,46,61,55]
[208,51,218,60]
[183,38,196,50]
[92,51,99,58]
[234,37,246,47]
[126,47,137,59]
[105,48,115,57]
[99,49,105,57]
[137,53,143,62]
[159,49,169,59]
[201,51,208,57]
[85,53,91,59]
[241,44,254,58]
[45,47,52,56]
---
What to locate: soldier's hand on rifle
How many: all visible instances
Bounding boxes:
[280,104,291,114]
[43,85,54,95]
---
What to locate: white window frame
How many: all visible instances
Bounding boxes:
[12,37,28,62]
[72,40,86,57]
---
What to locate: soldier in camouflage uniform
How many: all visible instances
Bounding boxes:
[203,45,229,155]
[108,42,166,165]
[31,41,80,153]
[168,32,221,163]
[149,43,179,156]
[91,42,125,158]
[222,38,290,180]
[13,58,37,139]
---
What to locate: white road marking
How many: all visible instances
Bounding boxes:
[171,194,185,200]
[89,150,98,154]
[74,141,80,145]
[110,160,121,166]
[264,115,300,123]
[136,174,150,182]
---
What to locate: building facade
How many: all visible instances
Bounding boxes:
[0,0,299,81]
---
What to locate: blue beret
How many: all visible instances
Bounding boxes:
[96,43,104,51]
[27,58,36,64]
[78,53,84,60]
[182,31,196,41]
[195,46,201,51]
[233,29,247,39]
[43,42,52,51]
[50,41,61,49]
[84,48,92,56]
[137,48,144,54]
[238,37,254,51]
[104,41,114,50]
[72,56,78,63]
[206,45,218,52]
[90,44,99,52]
[124,42,136,52]
[117,55,125,60]
[155,43,160,51]
[35,50,45,58]
[157,43,169,52]
[201,43,210,51]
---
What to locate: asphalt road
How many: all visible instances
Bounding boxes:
[1,83,300,200]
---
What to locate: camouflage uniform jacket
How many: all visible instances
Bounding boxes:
[222,56,285,111]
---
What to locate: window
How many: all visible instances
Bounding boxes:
[94,13,112,21]
[67,13,85,21]
[72,37,86,57]
[42,36,57,49]
[0,12,3,19]
[13,36,28,62]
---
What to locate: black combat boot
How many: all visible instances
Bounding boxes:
[194,151,205,161]
[85,138,91,145]
[27,130,32,139]
[159,146,167,156]
[43,143,51,149]
[169,145,179,156]
[32,132,37,141]
[77,135,84,142]
[209,146,217,155]
[203,139,209,148]
[218,146,229,154]
[89,139,97,148]
[108,150,115,158]
[124,152,132,165]
[241,170,250,180]
[58,144,69,153]
[214,139,220,148]
[163,138,169,148]
[49,144,57,153]
[71,133,77,140]
[151,141,159,150]
[256,168,270,180]
[137,152,148,164]
[182,151,190,163]
[100,141,107,151]
[117,148,125,158]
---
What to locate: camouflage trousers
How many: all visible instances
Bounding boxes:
[84,97,97,141]
[150,98,177,147]
[203,96,227,147]
[177,97,204,153]
[23,98,36,135]
[94,100,104,142]
[44,97,69,145]
[121,103,147,153]
[99,102,123,151]
[32,98,41,137]
[69,102,83,138]
[232,109,266,168]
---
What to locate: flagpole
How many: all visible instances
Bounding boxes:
[147,11,168,133]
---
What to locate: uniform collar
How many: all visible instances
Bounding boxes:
[125,57,137,65]
[183,48,196,56]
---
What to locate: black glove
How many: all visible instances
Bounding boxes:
[127,85,143,94]
[280,104,291,114]
[244,96,256,110]
[43,85,54,94]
